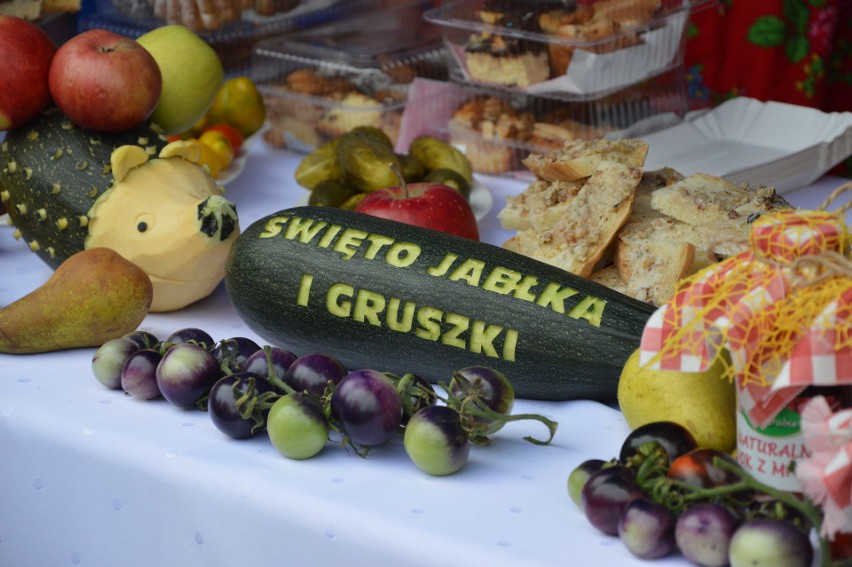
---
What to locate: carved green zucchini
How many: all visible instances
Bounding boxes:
[225,206,655,402]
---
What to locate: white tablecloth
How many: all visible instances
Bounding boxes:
[1,138,849,567]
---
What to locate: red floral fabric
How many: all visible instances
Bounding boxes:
[684,0,852,175]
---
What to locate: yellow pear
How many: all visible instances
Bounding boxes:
[617,348,737,453]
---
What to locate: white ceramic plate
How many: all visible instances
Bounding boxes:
[637,97,852,194]
[217,134,255,186]
[296,179,494,220]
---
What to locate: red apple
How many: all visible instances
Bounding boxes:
[355,180,480,240]
[0,16,57,131]
[48,29,162,133]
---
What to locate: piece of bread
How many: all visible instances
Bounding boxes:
[522,138,649,182]
[615,214,696,306]
[589,264,629,296]
[499,140,791,306]
[497,177,585,231]
[502,159,641,277]
[649,172,788,225]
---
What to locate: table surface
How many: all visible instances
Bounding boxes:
[2,137,849,567]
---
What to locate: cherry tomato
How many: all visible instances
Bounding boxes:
[667,448,741,489]
[202,123,244,155]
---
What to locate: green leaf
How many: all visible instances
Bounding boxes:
[782,0,810,32]
[748,15,787,47]
[785,33,810,63]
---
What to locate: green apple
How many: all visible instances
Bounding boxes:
[137,25,223,135]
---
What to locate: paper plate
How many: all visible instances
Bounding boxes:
[638,97,852,194]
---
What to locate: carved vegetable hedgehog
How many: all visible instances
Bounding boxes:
[0,107,240,312]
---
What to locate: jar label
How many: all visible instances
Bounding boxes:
[735,407,809,491]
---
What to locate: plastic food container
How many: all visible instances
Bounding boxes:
[78,0,371,76]
[396,69,690,175]
[251,0,447,152]
[424,0,713,100]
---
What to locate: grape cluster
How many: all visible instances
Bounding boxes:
[92,328,558,476]
[569,421,834,567]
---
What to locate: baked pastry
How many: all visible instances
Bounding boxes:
[588,265,629,296]
[448,95,535,174]
[528,119,614,152]
[464,1,551,87]
[504,159,642,277]
[116,0,299,29]
[615,213,696,306]
[522,138,649,181]
[592,0,663,27]
[151,0,245,32]
[316,92,401,141]
[498,138,792,306]
[650,172,788,225]
[498,177,584,231]
[263,68,404,150]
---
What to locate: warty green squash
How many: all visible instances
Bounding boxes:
[224,206,656,402]
[0,107,240,312]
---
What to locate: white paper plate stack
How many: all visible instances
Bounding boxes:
[636,97,852,194]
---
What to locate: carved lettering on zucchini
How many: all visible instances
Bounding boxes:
[321,280,517,361]
[258,214,607,329]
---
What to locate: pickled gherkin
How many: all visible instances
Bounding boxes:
[408,136,473,186]
[294,139,343,190]
[398,153,426,182]
[348,126,394,149]
[423,168,471,200]
[291,127,476,211]
[336,129,402,193]
[308,179,358,208]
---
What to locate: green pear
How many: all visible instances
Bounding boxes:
[137,25,223,135]
[617,348,737,453]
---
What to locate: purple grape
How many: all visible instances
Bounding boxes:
[404,405,469,476]
[728,519,813,567]
[213,336,261,370]
[243,346,298,391]
[93,337,141,390]
[165,327,215,350]
[580,464,643,536]
[618,496,677,559]
[284,353,347,397]
[156,343,220,409]
[330,369,403,448]
[121,349,163,400]
[675,503,741,567]
[208,372,270,440]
